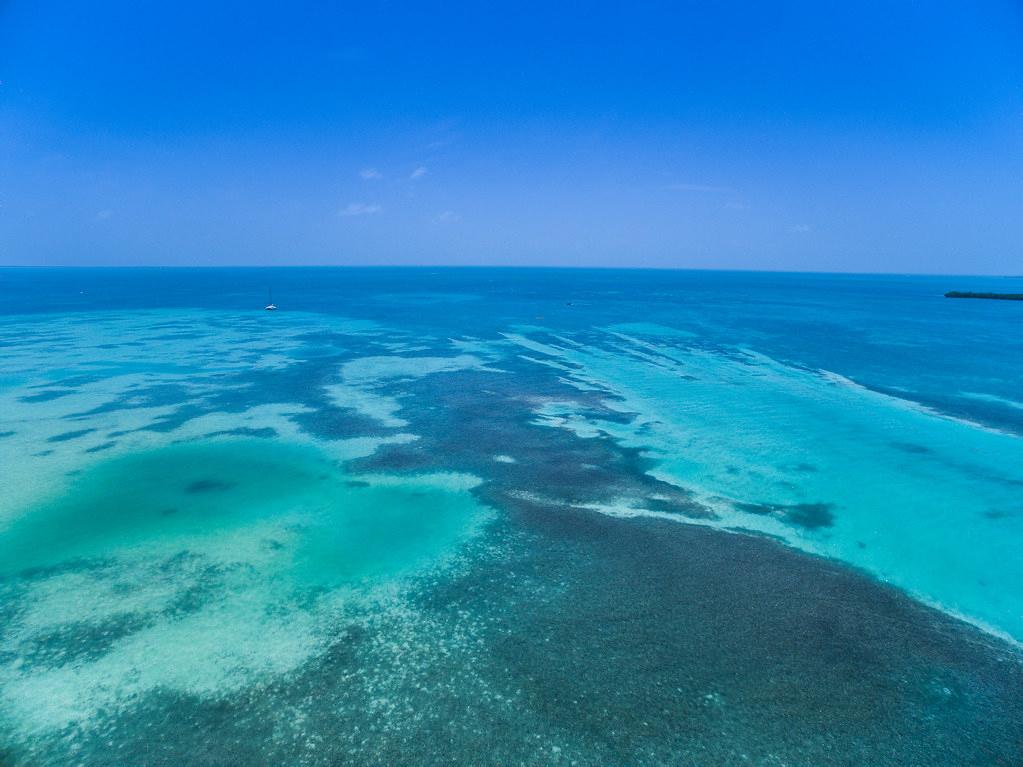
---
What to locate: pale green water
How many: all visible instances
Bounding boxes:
[0,438,488,738]
[3,439,483,586]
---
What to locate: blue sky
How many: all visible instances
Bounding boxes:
[1,1,1021,272]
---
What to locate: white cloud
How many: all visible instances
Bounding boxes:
[435,210,461,223]
[338,202,382,217]
[359,168,382,180]
[96,209,113,220]
[789,224,811,233]
[410,166,428,180]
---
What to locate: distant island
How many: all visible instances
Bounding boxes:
[944,291,1023,301]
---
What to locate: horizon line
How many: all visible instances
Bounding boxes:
[0,264,1020,279]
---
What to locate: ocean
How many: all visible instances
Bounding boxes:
[1,267,1021,765]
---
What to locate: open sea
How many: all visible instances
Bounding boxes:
[0,267,1021,766]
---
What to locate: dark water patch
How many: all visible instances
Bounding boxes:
[32,449,53,457]
[944,459,1023,489]
[47,428,96,443]
[63,374,103,386]
[351,363,713,520]
[786,461,818,472]
[15,614,151,669]
[85,441,117,453]
[19,389,75,403]
[161,569,230,618]
[602,337,700,375]
[634,420,660,436]
[735,501,835,529]
[344,480,370,488]
[356,444,434,472]
[43,330,447,444]
[200,351,389,442]
[31,374,103,388]
[185,478,236,494]
[0,430,15,438]
[90,383,194,414]
[205,427,278,439]
[459,503,1023,766]
[891,441,1023,491]
[143,404,217,433]
[982,509,1014,520]
[873,383,1023,438]
[68,384,198,423]
[893,441,932,454]
[640,494,700,514]
[785,502,835,528]
[575,405,636,425]
[292,406,385,441]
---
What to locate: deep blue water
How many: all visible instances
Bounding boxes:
[5,267,1023,432]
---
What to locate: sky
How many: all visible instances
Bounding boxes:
[1,1,1021,272]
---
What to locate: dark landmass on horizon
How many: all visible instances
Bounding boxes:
[945,291,1023,301]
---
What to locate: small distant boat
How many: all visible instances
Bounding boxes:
[265,289,277,311]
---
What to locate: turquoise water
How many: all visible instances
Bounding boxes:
[0,268,1021,765]
[2,439,483,582]
[521,329,1023,641]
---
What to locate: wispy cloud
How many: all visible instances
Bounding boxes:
[96,209,113,220]
[435,210,461,223]
[789,223,811,233]
[338,202,382,217]
[663,182,732,193]
[410,166,428,180]
[359,168,381,180]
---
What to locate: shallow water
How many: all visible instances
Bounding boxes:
[0,268,1021,765]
